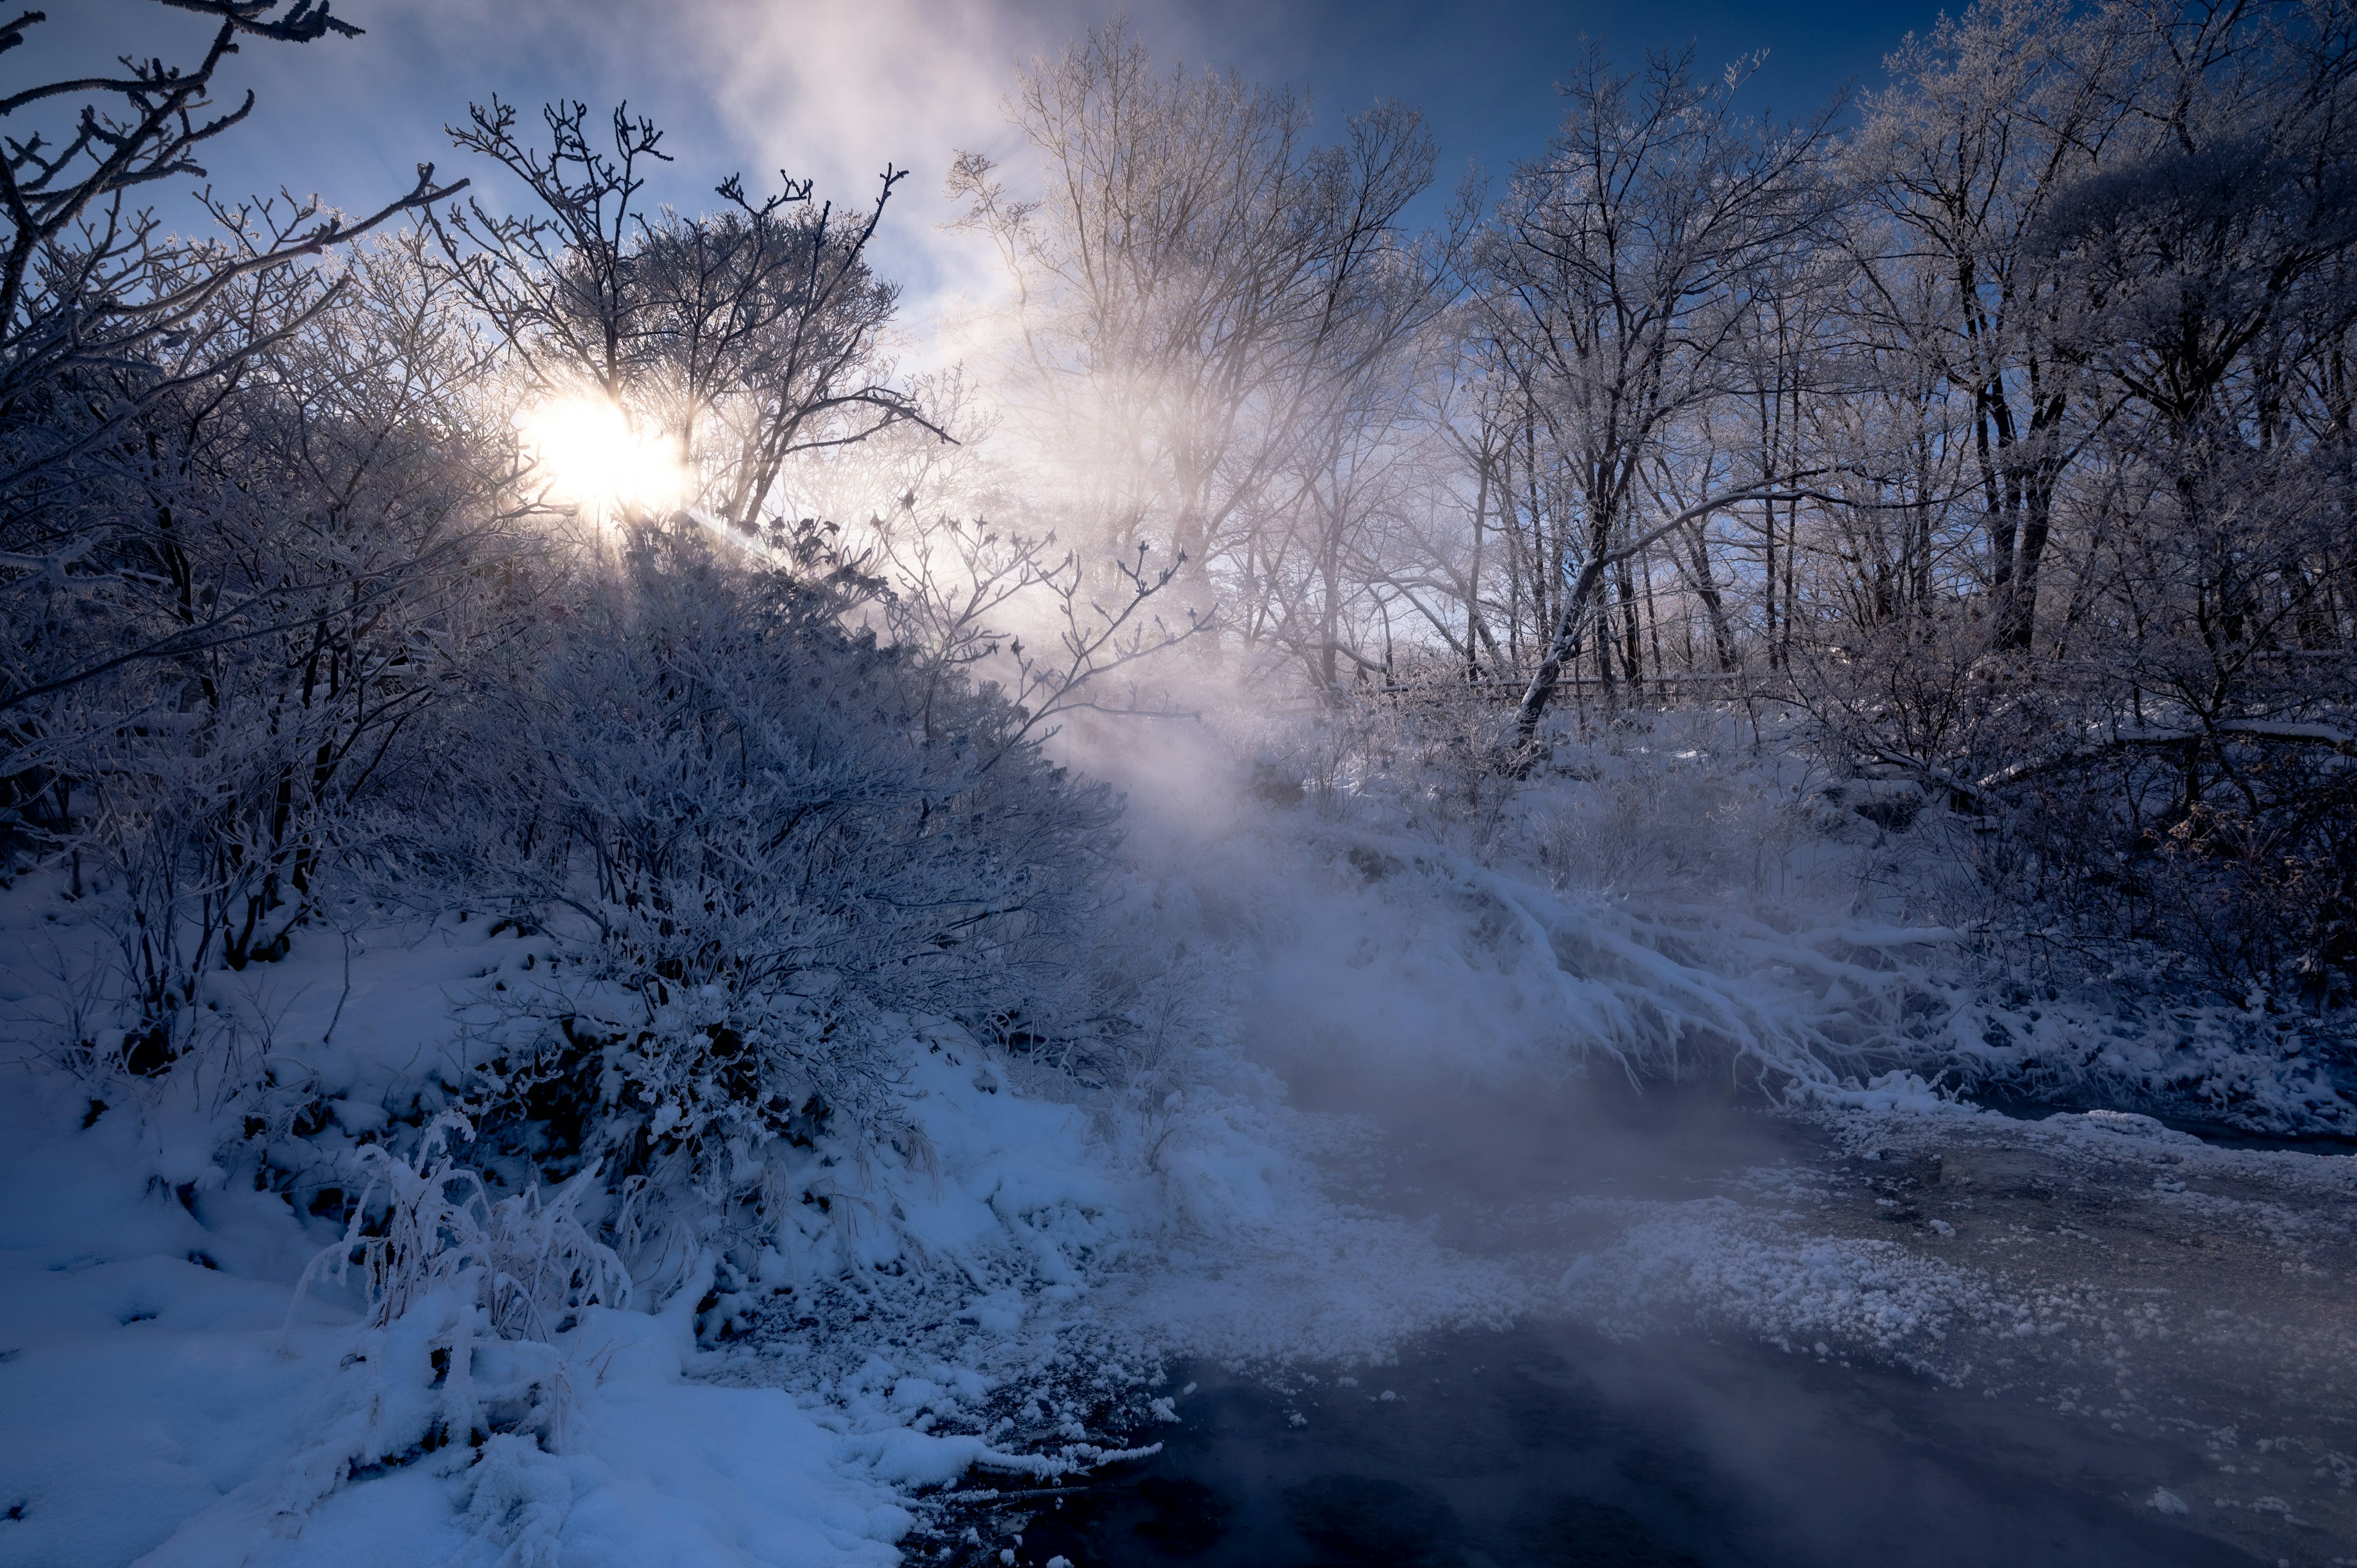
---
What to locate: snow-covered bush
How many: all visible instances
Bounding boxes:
[1241,658,1525,841]
[12,233,529,1081]
[1792,603,2357,1015]
[406,520,1124,1241]
[1525,714,1817,903]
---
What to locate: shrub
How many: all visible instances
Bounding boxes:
[412,521,1123,1240]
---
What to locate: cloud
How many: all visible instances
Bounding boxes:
[686,0,1070,344]
[679,0,1199,356]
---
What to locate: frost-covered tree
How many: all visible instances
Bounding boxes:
[433,98,939,530]
[952,23,1454,620]
[1471,44,1841,737]
[0,4,460,749]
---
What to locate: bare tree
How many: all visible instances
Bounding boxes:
[0,1,459,497]
[435,98,938,530]
[953,24,1457,619]
[1474,45,1840,740]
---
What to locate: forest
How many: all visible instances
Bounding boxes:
[1,2,2354,1566]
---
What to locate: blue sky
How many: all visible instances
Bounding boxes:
[15,0,1942,323]
[1166,0,1933,176]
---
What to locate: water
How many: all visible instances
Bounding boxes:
[1010,1321,2259,1566]
[998,1056,2297,1567]
[1962,1091,2357,1156]
[936,1052,2344,1566]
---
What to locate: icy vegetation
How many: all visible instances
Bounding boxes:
[4,2,2356,1566]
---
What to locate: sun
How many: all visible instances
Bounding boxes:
[519,396,687,516]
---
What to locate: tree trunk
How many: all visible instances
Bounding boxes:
[1514,552,1609,744]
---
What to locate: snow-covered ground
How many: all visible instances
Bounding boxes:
[0,827,1532,1567]
[0,902,1092,1567]
[5,716,2354,1567]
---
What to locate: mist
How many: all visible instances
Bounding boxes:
[1,4,2352,1568]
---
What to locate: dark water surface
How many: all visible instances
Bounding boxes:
[1014,1323,2260,1567]
[1962,1091,2357,1156]
[984,1046,2312,1566]
[992,1056,2275,1568]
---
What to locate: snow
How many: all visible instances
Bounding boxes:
[0,844,1436,1564]
[1558,1198,1983,1369]
[5,717,2354,1565]
[0,801,1571,1565]
[0,1072,911,1568]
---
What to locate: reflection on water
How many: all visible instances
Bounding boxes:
[1014,1324,2261,1568]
